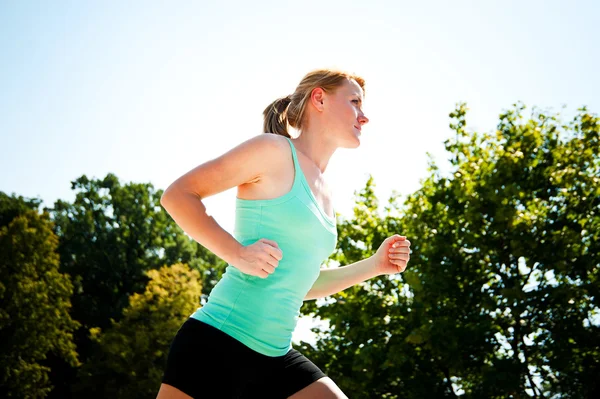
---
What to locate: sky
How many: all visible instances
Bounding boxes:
[1,0,599,345]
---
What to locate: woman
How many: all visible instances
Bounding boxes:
[157,68,411,398]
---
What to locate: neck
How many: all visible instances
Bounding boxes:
[293,129,337,174]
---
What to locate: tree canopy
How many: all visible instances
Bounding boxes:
[74,263,202,399]
[299,103,599,398]
[0,194,80,399]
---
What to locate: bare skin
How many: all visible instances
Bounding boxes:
[287,377,348,399]
[156,377,347,399]
[236,134,336,218]
[156,384,191,399]
[157,78,369,398]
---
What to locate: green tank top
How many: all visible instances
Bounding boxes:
[190,136,337,356]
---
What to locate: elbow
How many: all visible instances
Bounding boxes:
[160,184,182,209]
[160,187,174,208]
[303,290,320,301]
[160,184,202,210]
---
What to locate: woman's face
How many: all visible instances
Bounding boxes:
[321,78,369,147]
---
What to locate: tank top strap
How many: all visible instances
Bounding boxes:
[283,137,303,188]
[282,136,336,225]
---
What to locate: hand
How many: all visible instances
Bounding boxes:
[373,234,411,275]
[234,238,283,278]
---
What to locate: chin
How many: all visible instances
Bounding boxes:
[348,136,361,148]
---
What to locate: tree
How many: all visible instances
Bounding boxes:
[45,173,225,398]
[300,177,450,398]
[74,263,202,398]
[300,103,600,398]
[0,193,80,399]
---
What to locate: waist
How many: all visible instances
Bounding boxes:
[191,298,298,357]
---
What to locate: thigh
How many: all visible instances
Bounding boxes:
[287,377,347,399]
[160,318,255,398]
[156,382,193,399]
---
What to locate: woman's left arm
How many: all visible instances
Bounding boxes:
[304,235,411,300]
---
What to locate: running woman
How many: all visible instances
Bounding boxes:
[157,68,411,398]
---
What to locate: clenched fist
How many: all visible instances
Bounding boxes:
[373,234,411,275]
[234,238,284,278]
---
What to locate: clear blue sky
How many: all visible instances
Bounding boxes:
[1,0,598,343]
[2,0,598,220]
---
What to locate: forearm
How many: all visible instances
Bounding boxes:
[304,256,379,300]
[160,186,242,265]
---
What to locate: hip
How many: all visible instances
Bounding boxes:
[161,317,326,398]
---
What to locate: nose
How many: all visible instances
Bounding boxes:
[358,113,369,125]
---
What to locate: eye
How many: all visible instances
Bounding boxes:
[352,100,360,104]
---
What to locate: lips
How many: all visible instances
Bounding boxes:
[354,125,362,132]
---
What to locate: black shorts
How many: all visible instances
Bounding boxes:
[161,317,327,398]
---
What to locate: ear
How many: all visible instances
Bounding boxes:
[310,87,325,112]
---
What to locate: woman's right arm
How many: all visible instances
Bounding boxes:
[160,134,284,271]
[161,187,242,265]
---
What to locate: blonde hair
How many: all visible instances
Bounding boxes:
[262,68,366,138]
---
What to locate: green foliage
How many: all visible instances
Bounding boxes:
[74,263,202,398]
[48,174,194,333]
[0,193,80,399]
[2,101,597,398]
[45,173,225,397]
[300,103,600,398]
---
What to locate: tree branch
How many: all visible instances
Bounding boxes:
[521,337,546,398]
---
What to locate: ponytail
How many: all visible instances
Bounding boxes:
[262,95,292,138]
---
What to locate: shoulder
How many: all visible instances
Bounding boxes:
[246,133,292,158]
[254,132,291,147]
[162,133,293,201]
[229,133,293,176]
